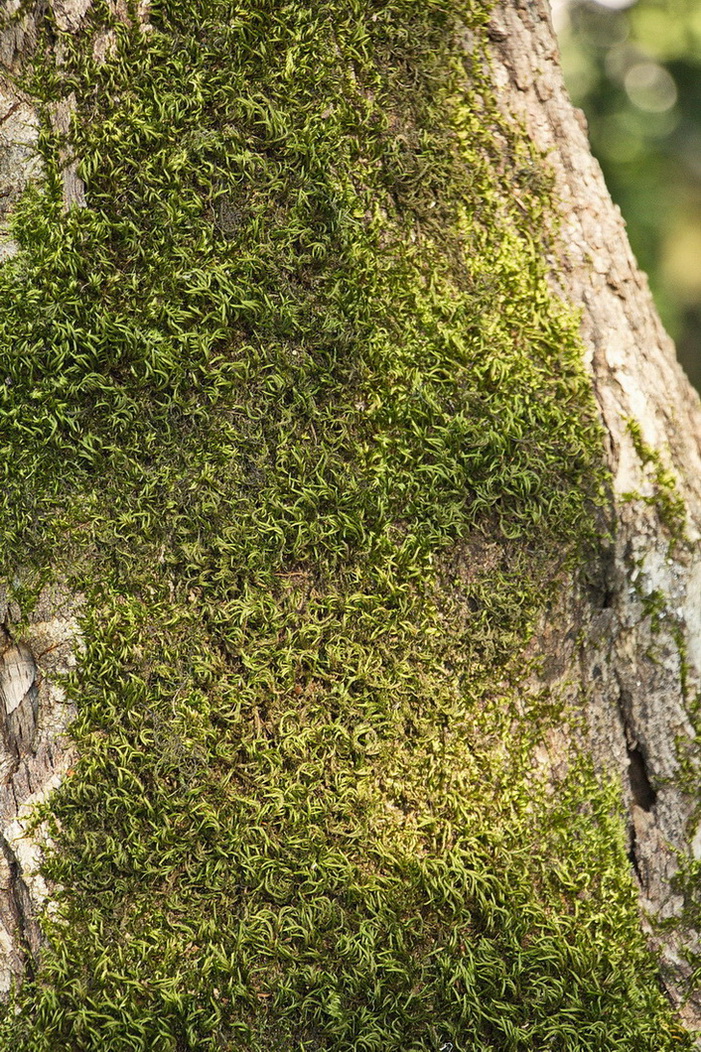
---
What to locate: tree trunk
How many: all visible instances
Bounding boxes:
[491,1,701,1031]
[0,0,700,1048]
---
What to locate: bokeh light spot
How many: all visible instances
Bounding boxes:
[624,62,678,112]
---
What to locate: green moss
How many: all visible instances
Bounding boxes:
[0,0,689,1048]
[620,419,690,692]
[623,418,687,542]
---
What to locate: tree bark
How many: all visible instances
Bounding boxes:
[1,0,701,1045]
[491,2,701,1029]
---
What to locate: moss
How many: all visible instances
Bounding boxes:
[0,0,690,1048]
[620,419,690,693]
[623,418,687,543]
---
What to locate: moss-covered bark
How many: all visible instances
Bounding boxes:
[0,0,692,1048]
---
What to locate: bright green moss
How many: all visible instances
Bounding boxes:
[0,0,690,1049]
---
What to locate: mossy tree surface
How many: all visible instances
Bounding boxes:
[0,0,689,1049]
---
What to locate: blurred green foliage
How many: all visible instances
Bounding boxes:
[558,0,701,388]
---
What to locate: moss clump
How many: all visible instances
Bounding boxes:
[0,0,690,1049]
[623,418,687,542]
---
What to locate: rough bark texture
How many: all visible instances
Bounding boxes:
[490,0,701,1030]
[2,0,701,1037]
[0,2,41,261]
[0,584,78,996]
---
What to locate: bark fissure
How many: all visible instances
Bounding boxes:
[627,743,657,813]
[627,822,643,884]
[0,835,39,976]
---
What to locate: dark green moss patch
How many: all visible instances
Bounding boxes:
[0,0,690,1048]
